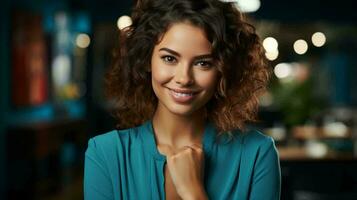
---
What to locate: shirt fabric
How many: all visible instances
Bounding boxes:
[84,120,281,200]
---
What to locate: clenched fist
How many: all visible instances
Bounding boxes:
[159,144,208,200]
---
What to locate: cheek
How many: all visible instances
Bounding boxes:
[151,61,173,85]
[196,71,219,91]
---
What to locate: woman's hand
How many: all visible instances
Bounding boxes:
[163,144,208,200]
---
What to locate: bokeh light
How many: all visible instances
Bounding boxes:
[76,33,90,48]
[265,50,279,61]
[274,63,293,79]
[263,37,279,61]
[293,39,308,55]
[236,0,261,13]
[117,15,132,30]
[263,37,278,53]
[311,32,326,47]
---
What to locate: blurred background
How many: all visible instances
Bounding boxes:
[0,0,356,199]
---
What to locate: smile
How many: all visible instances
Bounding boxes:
[172,91,194,97]
[168,88,199,104]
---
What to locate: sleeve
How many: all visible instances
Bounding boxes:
[84,138,114,200]
[249,138,281,200]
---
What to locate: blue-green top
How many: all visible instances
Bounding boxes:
[84,120,281,200]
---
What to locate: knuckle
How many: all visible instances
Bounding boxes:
[187,147,193,152]
[169,156,177,162]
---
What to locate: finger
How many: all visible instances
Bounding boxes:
[188,143,204,152]
[159,145,175,157]
[190,143,202,148]
[178,145,195,153]
[164,146,175,157]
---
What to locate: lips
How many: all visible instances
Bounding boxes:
[168,88,199,104]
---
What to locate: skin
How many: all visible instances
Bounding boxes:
[151,22,219,200]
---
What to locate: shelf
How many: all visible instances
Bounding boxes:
[292,126,353,140]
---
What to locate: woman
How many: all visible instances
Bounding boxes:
[84,0,281,199]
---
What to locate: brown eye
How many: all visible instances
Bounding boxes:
[195,60,213,68]
[161,55,177,64]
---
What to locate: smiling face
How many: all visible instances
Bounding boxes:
[151,22,219,117]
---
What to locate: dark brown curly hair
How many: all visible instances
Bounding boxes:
[106,0,270,133]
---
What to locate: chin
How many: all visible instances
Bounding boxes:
[166,102,208,117]
[167,105,197,116]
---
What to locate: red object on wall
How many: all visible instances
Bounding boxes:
[11,11,48,107]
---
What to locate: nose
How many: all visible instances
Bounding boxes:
[174,62,194,86]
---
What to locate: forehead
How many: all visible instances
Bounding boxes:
[155,22,212,55]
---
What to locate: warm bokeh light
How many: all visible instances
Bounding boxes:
[235,0,261,13]
[259,91,273,107]
[117,15,132,30]
[76,33,90,48]
[52,54,71,86]
[311,32,326,47]
[263,37,279,61]
[293,39,308,55]
[306,141,328,158]
[274,63,292,79]
[263,37,278,53]
[265,49,279,61]
[324,122,348,137]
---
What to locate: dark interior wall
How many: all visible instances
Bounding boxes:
[0,0,11,198]
[254,0,357,24]
[0,1,132,199]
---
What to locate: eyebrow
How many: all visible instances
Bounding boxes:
[159,47,213,60]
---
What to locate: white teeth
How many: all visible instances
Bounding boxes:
[172,91,193,97]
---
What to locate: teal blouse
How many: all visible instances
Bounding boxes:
[84,121,281,200]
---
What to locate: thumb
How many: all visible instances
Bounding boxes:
[165,146,175,158]
[158,145,175,158]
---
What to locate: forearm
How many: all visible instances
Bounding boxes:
[179,185,208,200]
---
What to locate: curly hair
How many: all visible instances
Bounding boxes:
[106,0,270,133]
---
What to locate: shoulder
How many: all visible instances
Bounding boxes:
[86,126,142,158]
[89,130,122,146]
[238,129,280,166]
[240,130,281,199]
[241,129,275,148]
[213,129,276,155]
[229,129,277,157]
[88,129,128,148]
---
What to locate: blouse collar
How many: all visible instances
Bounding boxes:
[140,120,216,161]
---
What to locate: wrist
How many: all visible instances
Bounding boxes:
[179,185,208,200]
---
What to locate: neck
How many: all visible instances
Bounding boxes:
[152,105,206,149]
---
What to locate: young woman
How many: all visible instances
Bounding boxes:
[84,0,281,199]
